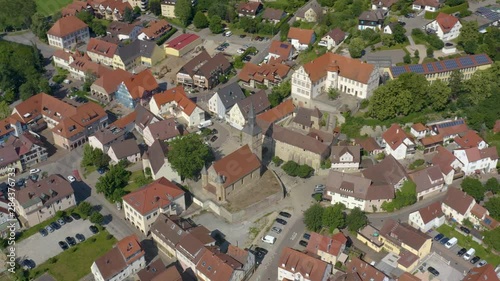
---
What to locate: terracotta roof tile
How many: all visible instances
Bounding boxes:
[382,124,414,150]
[256,99,294,124]
[354,137,382,152]
[413,0,440,7]
[417,201,444,224]
[362,155,408,187]
[398,250,419,268]
[164,33,200,50]
[196,247,243,281]
[122,69,158,99]
[443,187,475,215]
[420,134,443,146]
[412,123,426,132]
[303,53,375,84]
[435,13,459,33]
[237,2,262,16]
[397,272,422,281]
[110,111,137,129]
[262,8,285,21]
[144,118,186,142]
[269,40,293,59]
[142,20,171,39]
[238,62,291,84]
[271,125,330,155]
[454,130,485,149]
[86,38,118,58]
[16,174,74,210]
[326,170,394,200]
[279,247,330,281]
[94,235,144,280]
[380,219,431,251]
[47,16,88,38]
[306,232,347,257]
[287,27,315,44]
[409,166,444,193]
[372,0,398,8]
[53,49,72,61]
[431,146,457,174]
[152,86,199,116]
[212,145,261,188]
[92,69,132,94]
[471,203,488,219]
[324,28,346,44]
[493,120,500,133]
[345,257,388,281]
[463,264,500,281]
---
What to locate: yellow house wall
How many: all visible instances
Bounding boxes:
[356,233,383,252]
[165,48,180,57]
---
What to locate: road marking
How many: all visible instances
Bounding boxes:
[290,232,297,240]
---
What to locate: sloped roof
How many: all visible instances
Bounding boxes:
[279,247,329,281]
[355,137,382,152]
[306,232,347,257]
[152,86,199,116]
[216,82,246,109]
[109,139,140,159]
[235,90,270,119]
[454,130,485,149]
[269,40,293,58]
[145,139,168,174]
[382,124,414,150]
[212,145,261,188]
[142,19,171,39]
[358,10,385,21]
[303,52,375,83]
[326,170,394,201]
[380,219,431,251]
[164,33,200,50]
[442,187,475,215]
[417,201,444,224]
[87,38,118,58]
[435,13,459,33]
[256,99,294,124]
[287,27,315,44]
[293,107,322,127]
[16,174,74,210]
[196,247,243,281]
[463,264,500,281]
[238,62,291,84]
[431,146,458,174]
[362,155,408,187]
[344,257,389,281]
[271,125,330,155]
[144,118,185,142]
[262,8,285,21]
[409,166,444,193]
[413,0,440,8]
[324,28,346,44]
[122,69,158,99]
[331,146,361,164]
[92,68,132,95]
[47,16,88,38]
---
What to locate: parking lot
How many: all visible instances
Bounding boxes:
[415,252,465,281]
[428,229,476,273]
[16,219,96,267]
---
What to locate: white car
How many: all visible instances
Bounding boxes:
[237,48,245,54]
[67,176,76,182]
[30,168,41,174]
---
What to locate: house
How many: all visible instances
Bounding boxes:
[342,257,390,281]
[164,33,202,57]
[410,123,427,139]
[356,225,385,252]
[226,244,256,280]
[388,54,493,81]
[137,259,182,281]
[409,166,445,201]
[113,40,165,71]
[306,232,348,264]
[0,145,22,178]
[292,107,323,131]
[176,51,231,89]
[354,137,384,155]
[208,82,246,119]
[428,118,469,142]
[330,146,361,170]
[106,21,143,41]
[61,0,92,17]
[425,13,462,41]
[463,6,500,33]
[371,0,398,10]
[256,99,295,132]
[68,52,113,81]
[90,69,133,103]
[441,187,476,223]
[196,247,246,281]
[262,8,286,24]
[295,0,323,22]
[318,28,346,50]
[88,127,126,153]
[91,235,145,281]
[278,247,332,281]
[469,203,490,227]
[14,174,76,227]
[324,171,393,212]
[431,146,463,184]
[12,93,108,150]
[87,38,118,66]
[47,16,89,49]
[463,264,500,281]
[228,90,270,130]
[287,27,316,51]
[122,177,186,234]
[383,23,399,34]
[95,0,132,21]
[358,10,386,30]
[149,86,206,127]
[453,147,498,175]
[5,132,48,170]
[138,20,171,41]
[142,139,181,182]
[161,0,177,18]
[307,129,336,146]
[408,201,445,232]
[108,139,141,164]
[267,40,294,62]
[291,53,379,106]
[237,2,263,18]
[115,69,159,108]
[379,219,432,259]
[381,124,416,160]
[454,130,487,149]
[142,118,186,146]
[202,145,261,202]
[362,155,408,189]
[269,125,330,170]
[412,0,441,12]
[239,62,290,88]
[133,105,162,135]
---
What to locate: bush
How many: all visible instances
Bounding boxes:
[48,257,57,264]
[272,156,284,166]
[409,159,425,169]
[313,193,323,202]
[106,234,114,240]
[90,211,104,225]
[156,27,178,46]
[282,161,299,176]
[90,237,97,242]
[321,159,332,169]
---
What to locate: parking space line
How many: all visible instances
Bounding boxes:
[290,232,297,240]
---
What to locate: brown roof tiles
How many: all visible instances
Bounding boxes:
[256,99,294,124]
[262,8,285,21]
[303,53,375,84]
[435,13,459,33]
[212,145,261,188]
[409,166,444,194]
[238,62,291,84]
[152,86,199,116]
[442,187,475,215]
[344,257,388,281]
[383,124,414,150]
[87,38,118,58]
[417,201,444,224]
[454,130,485,149]
[271,125,330,155]
[287,27,315,45]
[47,16,88,38]
[122,69,159,99]
[279,247,330,281]
[142,20,171,39]
[379,219,431,251]
[92,68,132,95]
[463,264,500,281]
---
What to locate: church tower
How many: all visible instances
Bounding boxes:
[201,165,208,187]
[215,174,226,202]
[241,103,262,160]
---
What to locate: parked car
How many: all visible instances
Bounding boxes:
[470,256,481,264]
[276,218,287,225]
[64,216,73,223]
[89,225,99,234]
[76,233,85,242]
[428,267,439,276]
[39,229,48,237]
[279,211,291,218]
[242,56,251,62]
[211,129,218,135]
[303,233,311,240]
[45,225,54,233]
[405,13,415,18]
[255,247,268,255]
[58,241,69,250]
[30,169,41,174]
[457,248,467,256]
[299,240,308,247]
[439,237,449,245]
[434,233,444,241]
[237,48,245,54]
[50,222,60,230]
[29,174,39,181]
[210,135,218,142]
[477,260,487,267]
[16,178,25,187]
[71,213,81,220]
[460,226,471,234]
[21,259,36,270]
[65,236,76,246]
[239,34,246,38]
[398,20,406,26]
[221,42,229,47]
[67,175,76,182]
[271,227,282,234]
[57,218,66,226]
[254,250,265,259]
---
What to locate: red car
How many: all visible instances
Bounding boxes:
[72,170,81,181]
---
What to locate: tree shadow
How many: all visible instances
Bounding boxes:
[72,181,91,203]
[140,238,159,264]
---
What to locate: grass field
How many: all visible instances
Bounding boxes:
[29,230,117,281]
[36,0,73,16]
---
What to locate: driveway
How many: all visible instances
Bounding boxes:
[191,212,253,246]
[16,219,96,267]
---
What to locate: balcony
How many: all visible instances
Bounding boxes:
[318,40,328,47]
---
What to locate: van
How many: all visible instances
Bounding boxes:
[463,248,476,260]
[261,235,276,244]
[197,120,213,129]
[445,237,458,249]
[224,31,232,37]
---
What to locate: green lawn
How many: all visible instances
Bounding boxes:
[485,132,500,156]
[123,170,149,192]
[36,0,73,16]
[29,230,117,281]
[436,224,500,266]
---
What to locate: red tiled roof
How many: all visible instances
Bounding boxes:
[212,145,261,188]
[431,146,457,174]
[279,247,330,281]
[47,16,88,38]
[53,49,72,61]
[256,99,294,124]
[99,0,132,15]
[304,52,375,84]
[458,146,499,162]
[122,69,158,99]
[412,123,426,132]
[152,86,198,116]
[69,55,112,77]
[413,0,440,7]
[116,235,144,264]
[92,69,132,94]
[238,62,290,84]
[94,235,144,280]
[471,203,488,220]
[324,28,346,44]
[122,177,185,215]
[355,137,382,152]
[110,111,136,129]
[345,257,388,281]
[87,38,118,58]
[269,40,293,59]
[443,187,475,215]
[287,27,315,44]
[463,264,500,281]
[383,124,414,150]
[435,13,459,33]
[420,134,443,146]
[142,19,171,39]
[493,120,500,133]
[237,2,262,15]
[454,130,485,149]
[398,250,419,268]
[164,33,200,50]
[13,93,76,124]
[417,201,444,224]
[380,219,431,252]
[196,247,243,281]
[306,232,346,257]
[397,272,422,281]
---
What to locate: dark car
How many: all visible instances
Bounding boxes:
[303,233,311,240]
[460,226,471,234]
[470,256,481,264]
[242,56,251,62]
[50,222,60,230]
[439,237,449,245]
[299,240,308,247]
[211,128,218,135]
[21,259,36,270]
[276,218,287,225]
[221,42,229,47]
[39,228,48,237]
[405,13,415,18]
[239,34,246,38]
[434,233,444,241]
[89,225,99,234]
[16,178,25,187]
[398,20,406,26]
[210,135,218,142]
[457,248,467,256]
[279,211,291,218]
[428,267,439,276]
[64,216,73,223]
[254,36,261,41]
[255,247,268,255]
[71,213,81,220]
[97,167,106,174]
[254,250,265,259]
[29,174,39,181]
[216,47,224,51]
[76,233,85,242]
[58,241,69,250]
[65,236,76,246]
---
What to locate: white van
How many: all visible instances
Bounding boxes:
[197,120,213,129]
[445,237,458,249]
[261,235,276,244]
[463,248,476,260]
[224,31,232,37]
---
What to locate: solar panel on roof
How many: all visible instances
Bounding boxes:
[459,57,474,67]
[485,218,492,225]
[444,60,459,69]
[474,54,490,64]
[280,44,288,49]
[435,63,444,71]
[391,66,407,77]
[425,63,435,72]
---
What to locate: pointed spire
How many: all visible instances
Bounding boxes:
[242,102,261,136]
[201,165,207,175]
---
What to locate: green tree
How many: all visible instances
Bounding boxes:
[427,34,444,49]
[175,0,193,26]
[346,207,368,232]
[393,24,407,43]
[95,164,131,200]
[0,0,36,31]
[90,211,104,225]
[124,7,135,23]
[348,38,365,58]
[149,0,162,16]
[193,11,209,29]
[272,156,283,166]
[327,88,340,100]
[90,20,107,36]
[381,34,396,47]
[478,28,500,61]
[282,161,299,177]
[484,177,500,194]
[76,10,93,25]
[461,177,485,202]
[30,13,50,41]
[81,144,111,168]
[485,197,500,220]
[428,79,451,111]
[0,101,10,119]
[77,202,93,217]
[304,204,324,232]
[403,53,411,64]
[322,203,345,232]
[458,21,480,54]
[268,80,291,107]
[280,23,290,41]
[426,46,434,58]
[168,134,213,180]
[296,164,314,178]
[133,6,142,15]
[449,70,464,100]
[208,2,228,20]
[483,227,500,251]
[209,15,223,34]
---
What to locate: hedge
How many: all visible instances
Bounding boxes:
[156,27,178,46]
[424,3,469,19]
